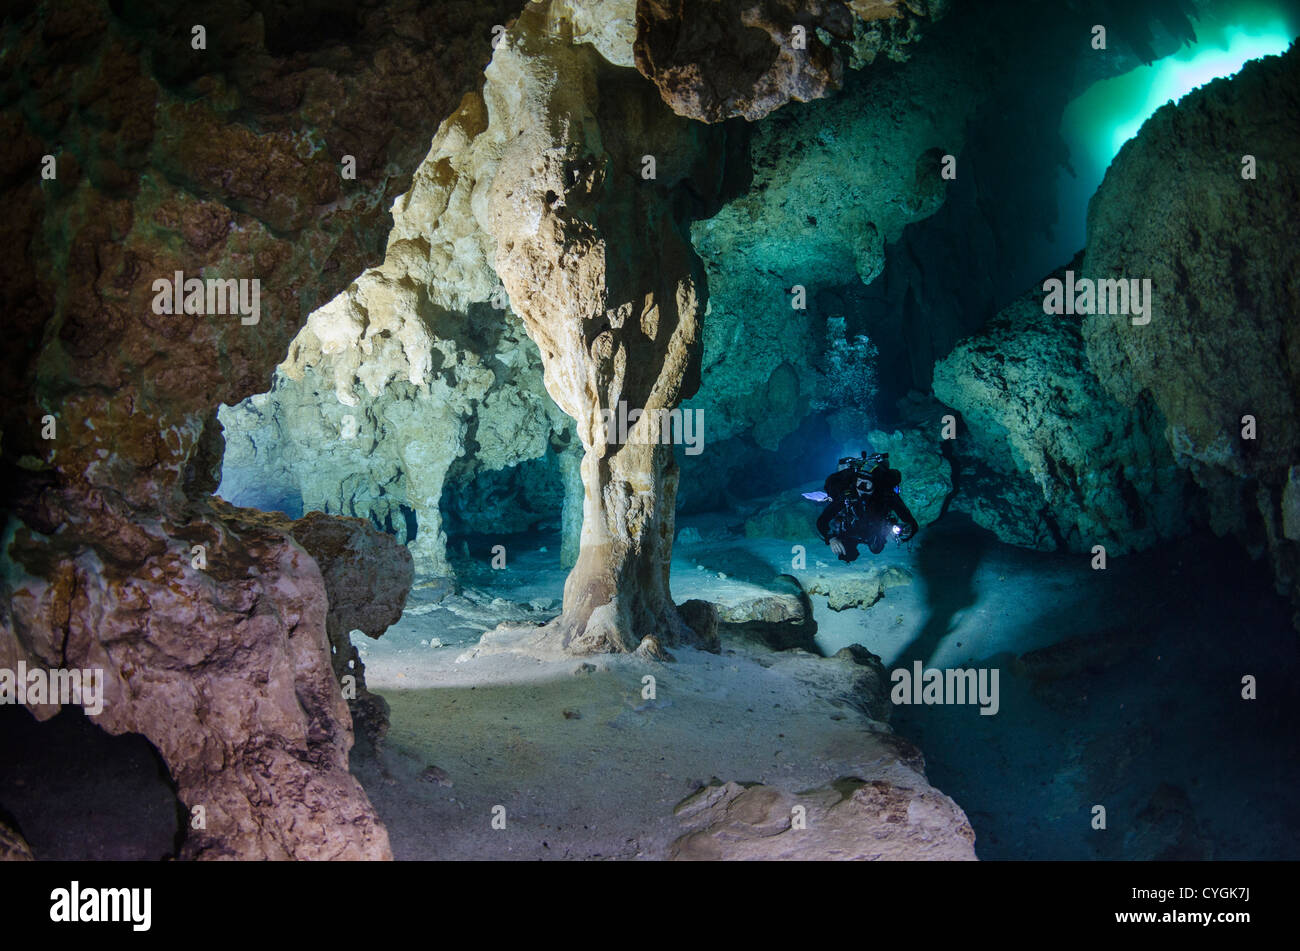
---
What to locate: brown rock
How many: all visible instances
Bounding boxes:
[2,500,392,859]
[214,501,415,746]
[676,598,722,653]
[634,0,944,122]
[0,817,35,861]
[634,0,851,123]
[670,776,976,860]
[1,0,517,858]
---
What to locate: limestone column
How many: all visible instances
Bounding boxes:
[485,7,729,652]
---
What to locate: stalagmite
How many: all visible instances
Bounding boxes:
[484,3,736,652]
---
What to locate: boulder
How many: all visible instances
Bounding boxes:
[670,776,976,860]
[634,0,944,123]
[934,271,1190,553]
[805,564,912,611]
[715,577,819,652]
[830,644,892,722]
[676,599,723,654]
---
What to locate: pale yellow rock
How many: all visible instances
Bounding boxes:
[477,2,735,653]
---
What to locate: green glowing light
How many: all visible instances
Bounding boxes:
[1106,25,1294,156]
[1063,9,1297,174]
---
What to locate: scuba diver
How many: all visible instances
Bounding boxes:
[811,452,919,563]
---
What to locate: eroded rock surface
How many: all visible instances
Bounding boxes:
[0,817,34,861]
[484,2,742,653]
[862,428,952,526]
[220,503,414,746]
[1080,45,1300,622]
[675,0,1202,501]
[805,564,912,611]
[634,0,944,123]
[670,774,976,860]
[682,17,976,464]
[715,577,819,652]
[218,78,572,577]
[214,3,648,582]
[2,499,393,860]
[934,272,1190,554]
[1,0,521,859]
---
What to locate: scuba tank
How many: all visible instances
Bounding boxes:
[860,451,903,493]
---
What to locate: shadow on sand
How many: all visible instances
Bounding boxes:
[899,516,990,666]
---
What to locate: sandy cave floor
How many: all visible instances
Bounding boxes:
[356,506,1300,861]
[351,643,924,860]
[2,502,1296,860]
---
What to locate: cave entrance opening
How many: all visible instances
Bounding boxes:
[1056,3,1297,257]
[0,704,184,860]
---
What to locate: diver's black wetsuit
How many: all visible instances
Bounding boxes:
[816,467,919,562]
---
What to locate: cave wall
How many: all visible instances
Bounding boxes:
[215,0,949,555]
[218,300,569,578]
[221,0,958,528]
[215,4,657,579]
[210,0,1228,544]
[676,0,1208,509]
[857,0,1203,398]
[1080,42,1300,623]
[0,0,523,859]
[933,265,1192,553]
[683,15,972,460]
[927,38,1299,621]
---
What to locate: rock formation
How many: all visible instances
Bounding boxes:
[217,74,574,577]
[855,0,1201,397]
[0,0,519,859]
[670,774,976,860]
[860,428,952,525]
[679,10,979,472]
[218,0,1048,556]
[218,504,415,746]
[481,3,750,653]
[218,283,570,579]
[1080,43,1300,622]
[6,0,1273,865]
[678,0,1206,491]
[2,497,398,859]
[634,0,945,123]
[934,270,1190,553]
[713,577,819,652]
[0,817,34,861]
[214,3,640,583]
[805,564,912,611]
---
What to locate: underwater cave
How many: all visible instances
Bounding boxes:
[2,0,1300,896]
